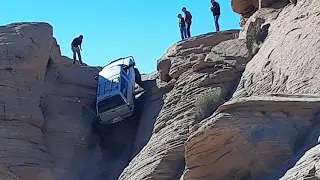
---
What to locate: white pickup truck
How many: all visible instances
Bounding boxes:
[95,56,141,124]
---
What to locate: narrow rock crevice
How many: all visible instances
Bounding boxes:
[292,123,314,154]
[39,57,53,122]
[173,159,186,180]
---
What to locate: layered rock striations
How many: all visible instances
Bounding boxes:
[119,30,254,180]
[184,0,320,180]
[1,0,320,179]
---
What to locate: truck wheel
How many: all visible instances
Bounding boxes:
[134,68,142,86]
[129,93,135,110]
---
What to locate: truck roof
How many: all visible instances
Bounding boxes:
[105,56,135,69]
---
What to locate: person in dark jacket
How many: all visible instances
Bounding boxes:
[71,35,83,65]
[182,7,192,38]
[210,0,221,32]
[178,14,187,40]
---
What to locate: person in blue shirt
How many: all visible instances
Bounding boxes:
[210,0,221,32]
[178,14,187,40]
[71,35,83,65]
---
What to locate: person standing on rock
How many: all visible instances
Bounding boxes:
[210,0,221,32]
[71,35,84,65]
[182,7,192,38]
[178,14,187,40]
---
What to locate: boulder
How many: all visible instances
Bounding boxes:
[231,0,259,16]
[231,0,289,20]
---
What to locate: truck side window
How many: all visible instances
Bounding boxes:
[122,65,129,75]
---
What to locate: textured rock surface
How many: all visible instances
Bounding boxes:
[185,95,320,180]
[260,123,320,180]
[238,7,281,40]
[157,30,239,82]
[0,22,131,180]
[231,0,259,15]
[1,0,320,179]
[231,0,287,15]
[130,71,167,159]
[0,21,170,180]
[42,39,102,180]
[0,165,20,180]
[0,22,110,180]
[184,0,320,180]
[234,0,320,98]
[279,144,320,180]
[119,30,253,180]
[0,22,54,180]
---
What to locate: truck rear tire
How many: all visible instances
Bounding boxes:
[134,68,142,87]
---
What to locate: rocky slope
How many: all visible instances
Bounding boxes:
[1,0,320,179]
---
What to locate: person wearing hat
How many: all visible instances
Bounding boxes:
[71,35,84,65]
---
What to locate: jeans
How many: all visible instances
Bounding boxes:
[180,27,187,40]
[71,46,83,65]
[214,15,220,32]
[186,21,192,37]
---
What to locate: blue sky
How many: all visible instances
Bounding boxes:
[3,0,240,74]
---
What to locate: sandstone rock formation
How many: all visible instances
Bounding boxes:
[279,144,320,180]
[184,0,320,180]
[0,22,55,180]
[0,20,175,180]
[42,39,102,180]
[0,20,173,180]
[232,0,289,26]
[1,0,319,179]
[0,165,20,180]
[0,22,116,180]
[119,30,253,180]
[0,21,128,180]
[185,95,320,180]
